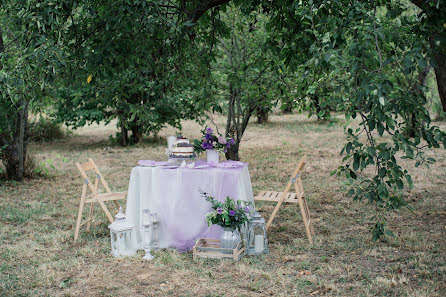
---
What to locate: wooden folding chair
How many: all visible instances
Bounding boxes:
[74,158,127,242]
[254,155,314,244]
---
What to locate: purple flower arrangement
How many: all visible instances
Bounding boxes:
[193,127,235,154]
[201,190,251,230]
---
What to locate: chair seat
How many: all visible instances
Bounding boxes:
[85,191,127,204]
[254,190,302,203]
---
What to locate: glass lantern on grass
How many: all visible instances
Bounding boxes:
[109,207,136,257]
[246,212,269,255]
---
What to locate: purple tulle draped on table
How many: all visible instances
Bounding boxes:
[159,167,239,251]
[125,160,254,252]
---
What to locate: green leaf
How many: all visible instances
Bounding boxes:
[405,175,413,188]
[353,154,360,171]
[350,170,357,179]
[346,142,352,154]
[396,179,404,190]
[379,96,385,106]
[378,167,387,178]
[377,123,384,136]
[183,21,195,27]
[368,119,376,131]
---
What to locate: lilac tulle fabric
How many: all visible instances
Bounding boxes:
[210,160,247,168]
[125,160,254,252]
[138,160,169,166]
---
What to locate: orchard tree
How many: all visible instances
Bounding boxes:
[248,0,446,239]
[0,0,231,179]
[0,1,68,180]
[210,7,293,160]
[55,0,219,146]
[410,0,446,112]
[193,0,446,238]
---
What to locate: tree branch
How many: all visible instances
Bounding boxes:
[0,26,3,70]
[409,0,427,11]
[187,0,231,22]
[372,5,383,73]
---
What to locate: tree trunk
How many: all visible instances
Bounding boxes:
[131,125,142,144]
[256,106,269,124]
[119,122,128,146]
[410,1,446,111]
[282,103,293,114]
[4,142,20,180]
[225,142,239,161]
[430,43,446,112]
[224,87,249,161]
[18,99,28,179]
[407,113,417,138]
[407,66,431,137]
[3,100,29,181]
[311,95,322,120]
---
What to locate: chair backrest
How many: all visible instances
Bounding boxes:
[76,158,112,194]
[289,155,306,183]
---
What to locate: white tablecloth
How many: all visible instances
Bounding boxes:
[125,163,254,251]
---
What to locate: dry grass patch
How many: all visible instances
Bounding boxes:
[0,113,445,296]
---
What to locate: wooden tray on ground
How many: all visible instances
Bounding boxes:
[193,238,245,261]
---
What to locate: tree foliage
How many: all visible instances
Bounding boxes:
[54,0,220,145]
[1,0,445,242]
[243,0,446,239]
[0,0,68,180]
[207,6,293,160]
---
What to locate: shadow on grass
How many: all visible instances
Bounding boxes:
[256,116,346,131]
[32,133,168,153]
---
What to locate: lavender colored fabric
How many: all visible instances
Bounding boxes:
[125,160,254,252]
[138,160,169,166]
[210,160,247,168]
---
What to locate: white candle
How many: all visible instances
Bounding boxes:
[118,233,123,253]
[254,235,264,253]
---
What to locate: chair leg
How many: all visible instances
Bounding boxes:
[304,198,315,235]
[266,183,293,230]
[295,184,313,244]
[113,199,120,209]
[74,191,87,242]
[96,197,114,223]
[298,198,313,244]
[86,203,94,231]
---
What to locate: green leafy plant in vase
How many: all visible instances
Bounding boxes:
[201,191,251,250]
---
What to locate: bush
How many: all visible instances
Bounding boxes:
[24,154,61,179]
[28,117,66,142]
[24,154,37,178]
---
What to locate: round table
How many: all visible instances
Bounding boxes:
[125,161,254,251]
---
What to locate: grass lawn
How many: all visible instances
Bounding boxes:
[1,113,445,296]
